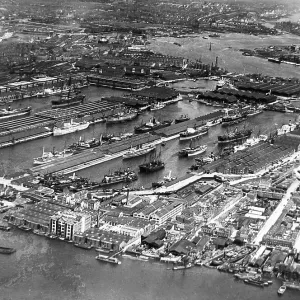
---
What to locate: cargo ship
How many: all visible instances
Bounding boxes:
[99,169,138,186]
[106,109,138,124]
[53,120,89,136]
[134,117,172,134]
[51,88,85,108]
[179,126,208,141]
[218,128,252,144]
[0,106,31,120]
[123,143,156,159]
[150,102,165,111]
[68,137,101,152]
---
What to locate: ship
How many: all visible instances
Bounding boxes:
[53,119,89,136]
[208,33,220,38]
[246,108,263,117]
[0,225,11,231]
[172,263,193,270]
[99,169,138,186]
[106,109,138,124]
[268,57,281,64]
[74,243,93,250]
[51,88,85,108]
[175,115,190,124]
[150,102,165,111]
[179,126,209,141]
[33,147,73,165]
[68,137,101,152]
[222,112,246,126]
[134,117,172,134]
[123,143,156,159]
[218,128,252,144]
[95,254,121,265]
[0,246,16,254]
[178,140,207,157]
[139,150,165,173]
[0,106,31,120]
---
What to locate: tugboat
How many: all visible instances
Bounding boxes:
[99,169,138,187]
[178,139,207,157]
[106,109,138,124]
[175,114,190,124]
[123,143,156,159]
[134,117,172,134]
[139,150,165,173]
[53,119,89,136]
[179,126,208,141]
[218,127,252,144]
[0,106,31,120]
[51,87,85,108]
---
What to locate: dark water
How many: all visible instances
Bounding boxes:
[1,84,300,298]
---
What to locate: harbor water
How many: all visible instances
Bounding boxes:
[0,229,299,300]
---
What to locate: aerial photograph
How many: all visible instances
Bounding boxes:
[0,0,300,299]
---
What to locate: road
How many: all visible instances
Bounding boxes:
[252,178,300,245]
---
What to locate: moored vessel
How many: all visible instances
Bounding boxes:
[33,147,73,165]
[95,254,121,265]
[277,285,286,295]
[74,243,93,250]
[218,128,252,144]
[0,106,31,120]
[53,119,89,136]
[100,169,138,186]
[51,88,85,108]
[106,109,138,124]
[178,141,207,157]
[139,151,165,173]
[123,143,156,159]
[150,102,165,111]
[179,126,208,141]
[175,114,190,124]
[134,117,172,134]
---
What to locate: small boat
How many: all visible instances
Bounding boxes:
[0,225,11,231]
[206,118,222,127]
[18,225,31,231]
[175,115,190,124]
[246,108,263,117]
[74,243,93,250]
[33,230,46,236]
[96,254,121,265]
[150,102,165,111]
[138,255,149,261]
[172,263,193,270]
[0,246,16,254]
[278,286,286,295]
[179,126,208,141]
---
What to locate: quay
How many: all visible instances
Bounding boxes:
[30,133,162,175]
[0,100,119,148]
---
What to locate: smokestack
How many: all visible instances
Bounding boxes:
[215,56,218,68]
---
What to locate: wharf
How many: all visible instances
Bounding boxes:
[30,133,161,175]
[35,100,119,120]
[153,110,223,137]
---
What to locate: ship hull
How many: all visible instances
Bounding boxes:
[179,130,208,141]
[187,147,207,157]
[123,146,156,159]
[134,122,172,134]
[0,107,31,120]
[0,246,16,254]
[53,123,89,136]
[218,133,252,144]
[106,112,138,124]
[139,163,165,173]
